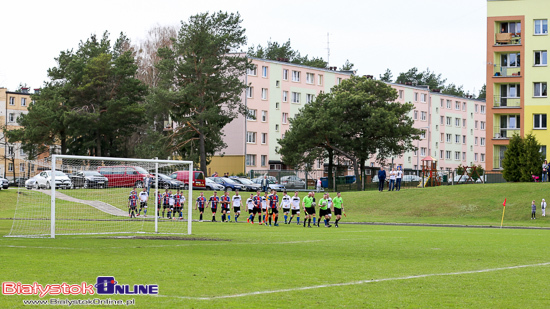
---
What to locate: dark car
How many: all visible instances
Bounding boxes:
[9,177,28,187]
[205,178,225,191]
[152,173,185,190]
[231,178,261,192]
[208,177,243,191]
[251,178,286,192]
[70,171,109,189]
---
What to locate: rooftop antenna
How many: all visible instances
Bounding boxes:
[326,32,330,65]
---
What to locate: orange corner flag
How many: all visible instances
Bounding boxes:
[503,198,506,207]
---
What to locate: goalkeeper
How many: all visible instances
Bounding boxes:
[138,187,148,217]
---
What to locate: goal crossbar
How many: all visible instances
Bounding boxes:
[50,155,194,238]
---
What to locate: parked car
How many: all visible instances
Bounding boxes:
[70,171,109,189]
[251,178,286,192]
[169,171,206,190]
[205,178,225,191]
[0,177,8,190]
[25,177,38,190]
[97,166,154,188]
[208,177,243,191]
[280,175,306,189]
[402,175,422,182]
[151,173,185,190]
[231,178,261,191]
[34,170,72,189]
[9,177,28,187]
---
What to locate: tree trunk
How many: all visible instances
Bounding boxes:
[327,148,333,190]
[353,158,361,191]
[96,131,102,157]
[199,123,207,175]
[360,159,365,191]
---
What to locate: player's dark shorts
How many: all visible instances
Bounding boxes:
[319,208,326,217]
[140,202,147,208]
[270,207,279,214]
[221,207,230,212]
[282,207,290,213]
[334,208,342,215]
[163,203,169,209]
[130,205,137,210]
[233,206,241,212]
[291,209,300,215]
[157,203,161,209]
[305,207,315,215]
[326,208,332,215]
[175,206,182,212]
[198,207,205,213]
[211,207,217,213]
[253,207,260,214]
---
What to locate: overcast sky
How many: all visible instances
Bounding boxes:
[0,0,487,94]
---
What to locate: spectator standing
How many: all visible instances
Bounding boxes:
[388,168,396,191]
[531,200,537,220]
[543,160,548,182]
[396,166,403,191]
[316,178,322,193]
[377,167,386,192]
[144,175,152,195]
[261,175,269,193]
[542,199,547,217]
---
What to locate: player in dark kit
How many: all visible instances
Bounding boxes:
[195,192,207,222]
[162,189,170,218]
[249,191,262,224]
[221,191,231,222]
[127,188,138,218]
[156,191,162,218]
[268,189,279,226]
[173,190,182,220]
[207,191,220,222]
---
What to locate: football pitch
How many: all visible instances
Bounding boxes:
[1,184,550,308]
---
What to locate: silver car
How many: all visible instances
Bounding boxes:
[0,177,8,190]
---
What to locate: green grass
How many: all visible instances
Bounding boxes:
[1,183,550,308]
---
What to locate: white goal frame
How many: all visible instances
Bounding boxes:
[50,155,194,238]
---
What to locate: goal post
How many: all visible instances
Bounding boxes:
[8,155,195,238]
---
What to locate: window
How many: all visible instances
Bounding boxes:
[283,69,288,80]
[261,111,267,122]
[534,82,547,97]
[8,146,14,156]
[534,114,547,129]
[436,125,439,131]
[247,109,257,120]
[246,154,256,166]
[283,91,288,102]
[246,87,253,98]
[261,133,267,144]
[8,163,13,172]
[455,118,461,127]
[446,117,451,126]
[481,154,485,162]
[260,155,267,167]
[246,132,256,143]
[420,93,427,103]
[291,92,300,103]
[480,121,486,130]
[436,107,439,114]
[275,124,279,131]
[8,113,15,122]
[414,111,418,120]
[475,120,478,129]
[262,66,268,77]
[475,153,478,161]
[19,163,25,172]
[282,113,288,124]
[455,151,460,160]
[306,94,314,104]
[440,150,444,159]
[462,152,466,161]
[463,119,467,127]
[9,97,14,105]
[306,73,314,84]
[480,105,485,114]
[247,66,257,76]
[421,111,427,121]
[292,70,300,82]
[318,75,323,85]
[20,148,25,156]
[337,77,342,85]
[481,138,486,146]
[400,90,404,99]
[541,146,547,158]
[463,135,466,144]
[413,149,417,156]
[475,104,479,113]
[446,151,451,159]
[535,19,548,35]
[420,130,426,139]
[440,99,444,107]
[455,134,460,144]
[420,147,426,156]
[462,103,466,111]
[501,84,520,98]
[275,102,280,109]
[414,93,418,102]
[440,116,444,124]
[21,98,26,106]
[261,88,268,100]
[534,51,547,66]
[455,101,461,110]
[500,53,521,68]
[446,134,452,143]
[475,137,478,145]
[446,100,452,109]
[440,133,444,142]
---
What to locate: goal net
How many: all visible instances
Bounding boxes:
[7,155,194,238]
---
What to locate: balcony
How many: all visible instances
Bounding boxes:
[493,95,520,108]
[495,33,521,46]
[493,126,520,139]
[493,65,520,77]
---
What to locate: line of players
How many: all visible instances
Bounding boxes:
[194,189,345,227]
[127,187,187,220]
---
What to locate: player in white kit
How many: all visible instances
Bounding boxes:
[289,191,301,225]
[280,191,292,224]
[232,190,242,222]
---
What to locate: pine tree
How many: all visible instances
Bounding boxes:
[520,133,544,182]
[502,134,524,182]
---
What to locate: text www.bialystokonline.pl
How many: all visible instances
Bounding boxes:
[23,298,135,306]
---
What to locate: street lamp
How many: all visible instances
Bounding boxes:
[417,126,430,176]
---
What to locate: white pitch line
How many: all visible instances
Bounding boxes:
[158,262,550,300]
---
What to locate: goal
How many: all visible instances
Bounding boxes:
[7,155,194,238]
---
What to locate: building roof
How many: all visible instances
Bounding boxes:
[248,56,355,75]
[385,82,486,102]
